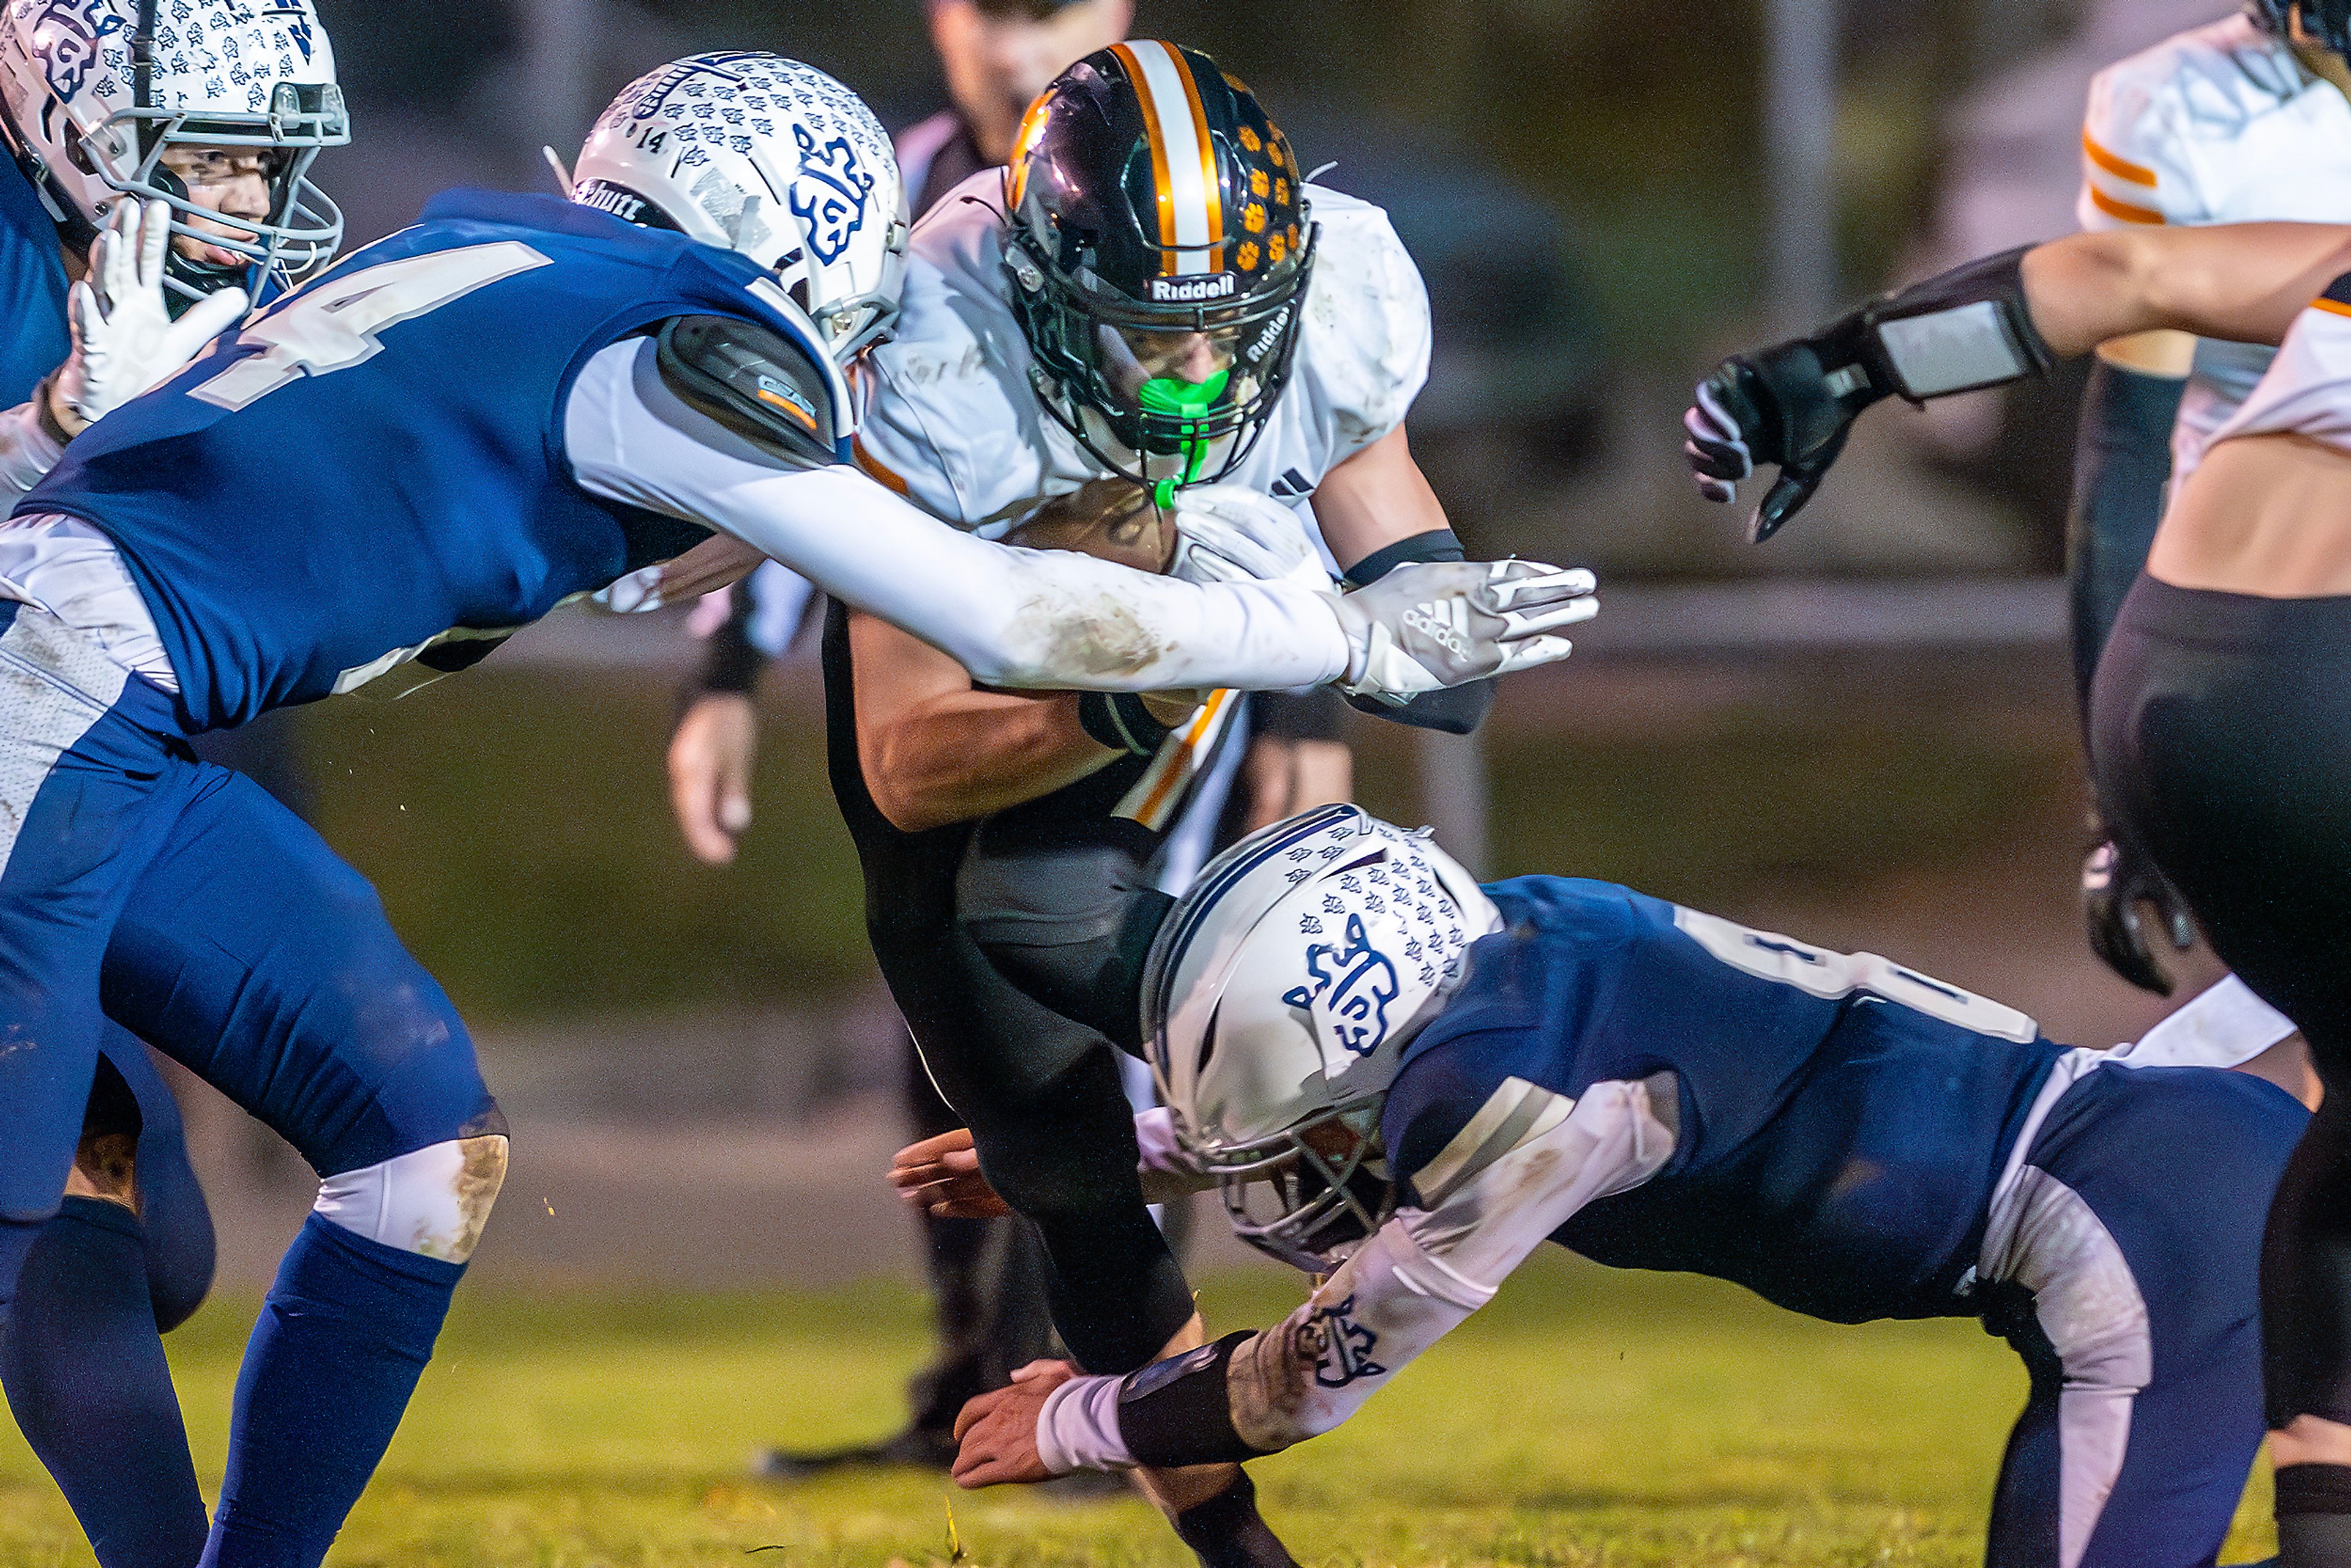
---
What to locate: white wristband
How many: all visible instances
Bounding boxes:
[1035,1373,1134,1474]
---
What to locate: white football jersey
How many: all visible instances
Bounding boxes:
[2079,13,2351,471]
[2200,282,2351,467]
[852,171,1432,539]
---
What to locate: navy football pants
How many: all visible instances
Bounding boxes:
[0,599,499,1286]
[1981,1060,2304,1568]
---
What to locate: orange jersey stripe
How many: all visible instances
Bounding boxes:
[2310,297,2351,321]
[2082,132,2158,187]
[853,437,910,497]
[2088,187,2165,226]
[1131,689,1234,824]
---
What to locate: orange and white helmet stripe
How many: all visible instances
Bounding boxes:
[1112,41,1224,276]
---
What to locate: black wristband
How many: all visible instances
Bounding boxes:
[1251,687,1346,742]
[1117,1330,1270,1468]
[1864,244,2057,400]
[689,583,767,698]
[1342,527,1464,588]
[1078,692,1172,756]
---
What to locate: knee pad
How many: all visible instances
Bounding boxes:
[313,1136,508,1263]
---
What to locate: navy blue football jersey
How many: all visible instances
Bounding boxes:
[1384,877,2069,1322]
[0,156,70,407]
[17,189,834,730]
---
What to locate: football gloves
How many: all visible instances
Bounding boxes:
[2082,832,2197,997]
[1333,558,1597,703]
[1168,484,1329,592]
[48,200,249,438]
[1686,244,2055,542]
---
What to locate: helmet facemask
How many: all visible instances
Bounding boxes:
[1196,1100,1393,1272]
[1,0,353,309]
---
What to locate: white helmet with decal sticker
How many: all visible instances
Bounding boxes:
[0,0,348,301]
[572,51,910,364]
[1142,803,1500,1269]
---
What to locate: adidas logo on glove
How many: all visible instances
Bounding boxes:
[1401,599,1473,658]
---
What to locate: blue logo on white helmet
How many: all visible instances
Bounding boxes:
[29,0,125,106]
[1283,913,1401,1059]
[790,121,874,265]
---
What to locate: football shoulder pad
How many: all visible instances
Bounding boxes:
[656,315,840,470]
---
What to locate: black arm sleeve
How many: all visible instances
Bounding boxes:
[2066,358,2185,719]
[1341,529,1496,735]
[1117,1332,1275,1468]
[686,581,768,699]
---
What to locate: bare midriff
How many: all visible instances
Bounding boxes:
[2150,431,2351,598]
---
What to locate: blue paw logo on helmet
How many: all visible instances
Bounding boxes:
[27,0,126,105]
[1284,913,1401,1059]
[789,121,874,265]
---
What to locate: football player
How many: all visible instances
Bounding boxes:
[656,44,1539,1558]
[0,2,345,1563]
[2067,0,2351,994]
[1682,207,2351,1566]
[922,806,2310,1568]
[0,48,1590,1566]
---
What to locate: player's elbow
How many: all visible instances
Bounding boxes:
[861,736,960,835]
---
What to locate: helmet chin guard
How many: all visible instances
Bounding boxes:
[572,52,910,367]
[0,0,349,304]
[1143,805,1502,1270]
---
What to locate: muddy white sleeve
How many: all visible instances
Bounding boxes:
[564,340,1348,693]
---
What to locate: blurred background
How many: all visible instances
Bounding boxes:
[173,0,2242,1291]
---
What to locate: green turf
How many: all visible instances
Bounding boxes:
[0,1257,2277,1566]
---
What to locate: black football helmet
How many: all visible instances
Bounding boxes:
[2249,0,2351,53]
[1002,42,1315,501]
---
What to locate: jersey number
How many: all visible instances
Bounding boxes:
[1672,907,2038,1043]
[191,242,556,413]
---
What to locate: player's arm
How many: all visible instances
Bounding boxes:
[572,329,1594,701]
[1311,426,1498,734]
[0,199,248,495]
[948,1077,1677,1485]
[1684,223,2351,539]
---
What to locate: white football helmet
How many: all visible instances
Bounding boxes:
[0,0,347,302]
[572,51,910,364]
[1143,803,1501,1270]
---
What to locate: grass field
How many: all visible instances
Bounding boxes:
[0,1256,2278,1567]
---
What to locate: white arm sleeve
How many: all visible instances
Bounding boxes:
[1224,1076,1673,1452]
[1033,1076,1678,1472]
[564,339,1349,692]
[0,400,63,497]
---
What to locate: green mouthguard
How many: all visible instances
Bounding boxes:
[1138,368,1229,510]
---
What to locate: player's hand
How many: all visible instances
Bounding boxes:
[2083,835,2196,996]
[602,534,768,613]
[1333,559,1597,703]
[1169,484,1329,591]
[1685,311,1890,542]
[953,1360,1078,1488]
[47,200,247,438]
[668,693,757,864]
[890,1127,1011,1218]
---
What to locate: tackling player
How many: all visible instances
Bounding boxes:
[0,2,345,1562]
[0,48,1591,1566]
[918,805,2308,1568]
[722,44,1533,1562]
[1681,199,2351,1565]
[2067,0,2351,994]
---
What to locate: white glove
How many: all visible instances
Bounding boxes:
[1168,484,1331,593]
[47,200,249,437]
[1333,559,1598,703]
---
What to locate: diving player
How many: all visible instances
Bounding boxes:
[923,806,2310,1568]
[2067,0,2351,994]
[1681,203,2351,1565]
[0,3,345,1563]
[0,48,1593,1567]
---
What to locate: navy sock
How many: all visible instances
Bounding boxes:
[200,1212,465,1568]
[0,1197,209,1568]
